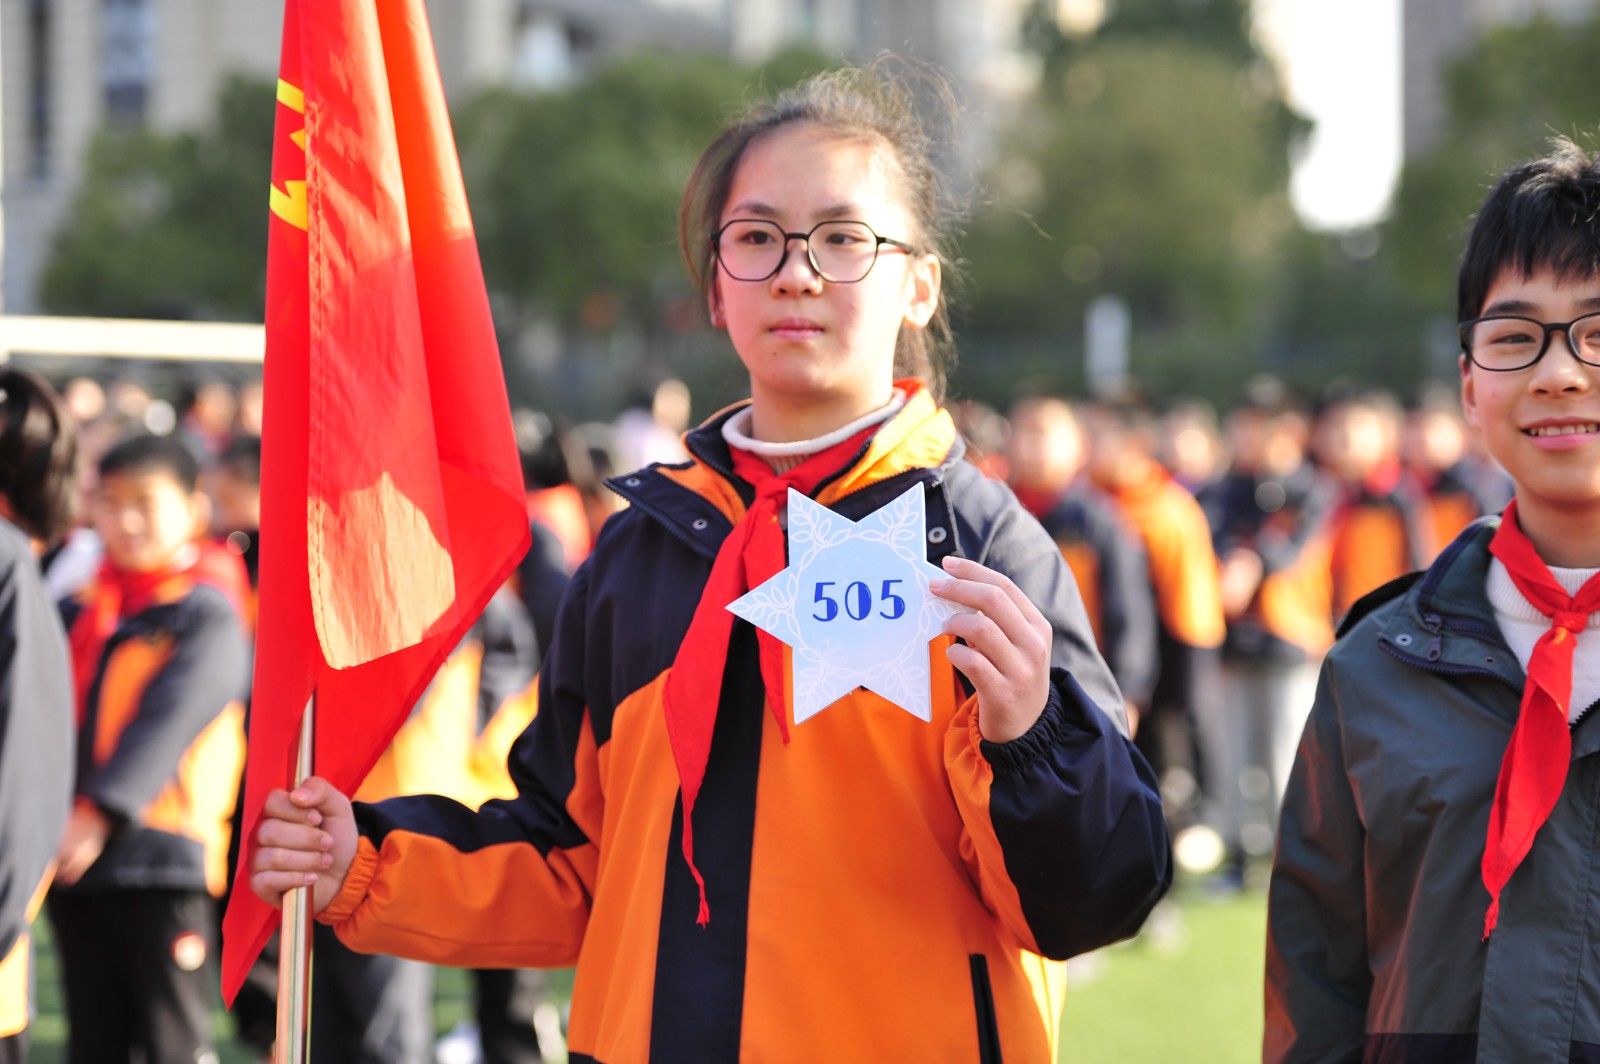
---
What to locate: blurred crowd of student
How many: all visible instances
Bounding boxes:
[6,369,695,1063]
[986,375,1510,891]
[4,364,1506,1061]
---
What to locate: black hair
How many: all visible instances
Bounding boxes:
[1093,395,1160,439]
[99,433,201,494]
[0,369,78,546]
[212,434,262,487]
[1458,138,1600,323]
[678,59,962,400]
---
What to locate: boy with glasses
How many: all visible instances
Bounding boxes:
[1266,139,1600,1061]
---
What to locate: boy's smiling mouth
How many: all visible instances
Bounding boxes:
[1523,421,1600,437]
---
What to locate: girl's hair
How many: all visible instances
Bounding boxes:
[0,368,79,547]
[678,59,960,400]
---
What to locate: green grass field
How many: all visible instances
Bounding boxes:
[23,889,1265,1062]
[1061,892,1266,1062]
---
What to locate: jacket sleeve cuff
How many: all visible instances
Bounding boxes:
[976,684,1067,774]
[317,841,378,926]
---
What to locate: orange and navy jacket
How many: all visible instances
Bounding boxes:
[1419,462,1491,561]
[321,393,1172,1063]
[1101,465,1225,717]
[463,589,541,808]
[1327,466,1435,622]
[0,518,74,1038]
[1198,462,1339,661]
[57,567,248,897]
[515,518,572,654]
[1033,483,1159,709]
[357,588,540,808]
[1103,465,1225,654]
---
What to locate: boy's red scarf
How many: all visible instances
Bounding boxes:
[1481,499,1600,937]
[68,542,252,727]
[660,423,877,925]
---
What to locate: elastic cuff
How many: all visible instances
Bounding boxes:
[78,789,131,831]
[317,841,378,925]
[979,686,1066,773]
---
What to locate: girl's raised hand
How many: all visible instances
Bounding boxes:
[931,555,1053,744]
[249,776,358,915]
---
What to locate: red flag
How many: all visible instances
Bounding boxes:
[220,0,529,1003]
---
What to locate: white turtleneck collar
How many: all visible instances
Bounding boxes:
[1487,558,1600,722]
[722,389,906,473]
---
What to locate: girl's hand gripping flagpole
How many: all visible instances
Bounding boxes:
[219,1,530,1057]
[275,698,314,1064]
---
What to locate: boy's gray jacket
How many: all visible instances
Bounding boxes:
[1267,516,1600,1064]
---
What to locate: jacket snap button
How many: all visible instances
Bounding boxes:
[928,527,948,544]
[692,518,708,531]
[1395,633,1412,646]
[624,477,641,487]
[1485,656,1496,665]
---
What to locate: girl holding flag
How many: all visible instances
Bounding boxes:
[251,65,1169,1062]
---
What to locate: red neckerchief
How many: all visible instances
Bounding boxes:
[1360,457,1403,498]
[1009,484,1062,520]
[660,423,877,925]
[1481,499,1600,937]
[68,541,252,726]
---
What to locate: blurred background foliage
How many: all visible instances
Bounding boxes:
[37,1,1600,417]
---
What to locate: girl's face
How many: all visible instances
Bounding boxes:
[710,123,941,439]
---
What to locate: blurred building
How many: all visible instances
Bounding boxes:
[1402,0,1596,157]
[1,0,282,313]
[0,0,1037,316]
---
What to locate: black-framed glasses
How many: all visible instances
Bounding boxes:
[1458,312,1600,371]
[711,219,916,283]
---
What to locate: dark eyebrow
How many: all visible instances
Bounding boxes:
[1480,295,1600,316]
[726,200,780,219]
[723,202,866,223]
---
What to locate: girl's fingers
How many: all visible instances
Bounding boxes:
[255,846,333,875]
[251,870,318,902]
[261,788,319,825]
[931,574,1025,634]
[256,819,332,853]
[941,610,1024,677]
[946,641,1004,693]
[941,556,1043,622]
[289,776,343,817]
[933,580,1046,662]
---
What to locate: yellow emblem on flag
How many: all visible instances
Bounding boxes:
[270,78,308,231]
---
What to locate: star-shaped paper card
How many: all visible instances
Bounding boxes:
[728,485,969,724]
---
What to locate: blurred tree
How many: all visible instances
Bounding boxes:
[40,76,275,320]
[38,50,830,338]
[1384,13,1600,317]
[456,47,831,342]
[960,4,1308,401]
[1259,228,1438,394]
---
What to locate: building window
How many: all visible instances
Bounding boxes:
[102,0,153,126]
[27,0,51,177]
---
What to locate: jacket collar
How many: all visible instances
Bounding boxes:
[1374,516,1523,694]
[606,386,963,560]
[1387,514,1600,755]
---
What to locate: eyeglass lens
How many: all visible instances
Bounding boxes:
[716,220,882,283]
[1465,313,1600,370]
